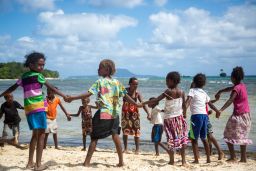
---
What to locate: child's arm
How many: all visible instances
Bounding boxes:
[69,106,82,117]
[142,91,166,106]
[88,105,98,109]
[65,92,93,103]
[0,110,3,120]
[124,94,142,107]
[137,92,151,119]
[15,101,24,110]
[185,96,192,110]
[208,101,220,118]
[218,90,237,116]
[58,101,71,121]
[215,86,234,100]
[0,83,19,98]
[45,81,67,98]
[182,91,187,118]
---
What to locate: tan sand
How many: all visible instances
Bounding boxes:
[0,144,255,171]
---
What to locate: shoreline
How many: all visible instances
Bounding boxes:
[0,144,255,171]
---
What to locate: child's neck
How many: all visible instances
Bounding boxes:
[48,95,55,100]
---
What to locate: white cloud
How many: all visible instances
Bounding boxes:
[17,36,34,43]
[17,0,55,11]
[37,10,138,40]
[154,0,167,7]
[87,0,144,8]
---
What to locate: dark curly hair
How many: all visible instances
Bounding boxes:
[129,77,138,84]
[193,73,206,88]
[166,71,180,86]
[231,66,244,83]
[100,59,116,76]
[24,52,46,68]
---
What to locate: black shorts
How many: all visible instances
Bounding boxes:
[91,110,120,140]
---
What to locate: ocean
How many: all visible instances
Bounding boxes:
[0,76,255,152]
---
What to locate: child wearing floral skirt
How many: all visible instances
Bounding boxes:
[215,66,252,162]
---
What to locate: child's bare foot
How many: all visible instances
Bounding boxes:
[218,152,225,160]
[116,162,124,167]
[182,163,189,167]
[155,153,160,156]
[168,161,174,165]
[81,148,86,151]
[34,164,48,171]
[206,159,211,163]
[26,162,35,169]
[83,162,90,167]
[192,160,199,164]
[135,150,139,155]
[123,149,128,153]
[226,158,237,163]
[239,159,247,163]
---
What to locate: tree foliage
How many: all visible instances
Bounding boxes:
[0,62,59,79]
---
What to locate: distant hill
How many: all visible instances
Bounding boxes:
[68,68,162,79]
[0,62,59,79]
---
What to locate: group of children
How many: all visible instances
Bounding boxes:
[0,52,252,170]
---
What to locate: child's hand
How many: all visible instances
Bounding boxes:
[137,103,143,108]
[216,110,221,119]
[67,114,71,121]
[64,95,72,103]
[208,110,213,115]
[147,115,151,121]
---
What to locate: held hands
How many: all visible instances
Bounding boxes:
[64,95,72,103]
[216,110,222,119]
[66,114,71,121]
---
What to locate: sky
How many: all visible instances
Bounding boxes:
[0,0,255,77]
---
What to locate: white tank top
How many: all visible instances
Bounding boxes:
[164,97,183,119]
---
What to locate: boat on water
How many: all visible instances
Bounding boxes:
[220,69,227,77]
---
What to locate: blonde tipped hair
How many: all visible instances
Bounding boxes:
[100,59,116,76]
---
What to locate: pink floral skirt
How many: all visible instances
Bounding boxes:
[164,115,189,150]
[224,112,252,145]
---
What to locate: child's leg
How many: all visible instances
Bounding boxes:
[240,145,247,162]
[12,124,20,144]
[191,139,199,163]
[226,142,236,161]
[112,134,124,166]
[154,142,159,156]
[82,134,86,150]
[207,134,213,155]
[181,144,187,166]
[84,138,98,167]
[123,135,128,152]
[53,133,59,149]
[43,133,49,149]
[2,124,8,138]
[208,133,224,160]
[134,136,140,154]
[168,150,175,165]
[26,130,38,168]
[35,129,46,169]
[201,139,211,163]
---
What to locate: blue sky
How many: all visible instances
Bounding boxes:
[0,0,255,77]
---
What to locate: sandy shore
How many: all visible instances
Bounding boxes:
[0,144,255,171]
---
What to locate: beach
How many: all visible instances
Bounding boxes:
[0,143,256,171]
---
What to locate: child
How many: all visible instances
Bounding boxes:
[65,59,141,167]
[206,101,224,160]
[44,87,71,149]
[121,77,150,154]
[190,82,224,160]
[185,73,220,163]
[0,52,67,170]
[0,93,24,145]
[215,66,252,162]
[143,72,188,166]
[147,97,164,156]
[70,97,97,151]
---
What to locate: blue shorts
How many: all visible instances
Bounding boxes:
[26,111,47,130]
[189,114,208,140]
[151,124,163,143]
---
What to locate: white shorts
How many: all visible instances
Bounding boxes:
[45,119,58,134]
